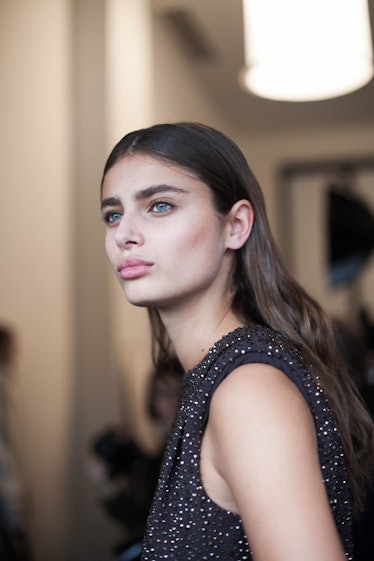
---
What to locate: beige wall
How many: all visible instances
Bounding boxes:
[0,0,74,559]
[152,8,234,133]
[0,1,373,560]
[0,1,120,560]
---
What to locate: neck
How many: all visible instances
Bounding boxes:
[158,297,244,371]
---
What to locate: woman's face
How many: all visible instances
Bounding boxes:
[101,154,235,312]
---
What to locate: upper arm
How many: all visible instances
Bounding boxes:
[206,363,346,561]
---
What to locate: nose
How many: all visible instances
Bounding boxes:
[114,214,144,248]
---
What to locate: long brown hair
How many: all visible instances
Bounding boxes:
[102,122,374,517]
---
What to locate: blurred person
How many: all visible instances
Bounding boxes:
[101,122,374,561]
[0,325,32,561]
[89,357,183,560]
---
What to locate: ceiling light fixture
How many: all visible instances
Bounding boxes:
[239,0,374,102]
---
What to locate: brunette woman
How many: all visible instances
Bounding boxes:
[101,123,374,561]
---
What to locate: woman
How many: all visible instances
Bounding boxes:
[101,122,374,560]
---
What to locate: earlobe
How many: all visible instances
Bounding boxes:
[225,200,254,250]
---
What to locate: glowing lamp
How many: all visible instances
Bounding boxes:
[240,0,374,101]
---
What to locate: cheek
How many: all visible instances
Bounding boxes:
[170,220,224,272]
[182,212,221,247]
[170,225,203,261]
[188,218,224,256]
[104,233,116,265]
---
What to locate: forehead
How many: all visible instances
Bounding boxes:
[101,154,203,198]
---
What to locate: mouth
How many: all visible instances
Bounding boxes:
[117,258,154,280]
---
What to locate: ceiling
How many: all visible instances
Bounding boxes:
[153,0,374,133]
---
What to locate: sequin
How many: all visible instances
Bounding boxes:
[142,325,353,560]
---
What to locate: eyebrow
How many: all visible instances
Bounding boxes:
[101,184,187,211]
[134,184,187,200]
[101,197,120,211]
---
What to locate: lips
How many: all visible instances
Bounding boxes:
[117,257,154,280]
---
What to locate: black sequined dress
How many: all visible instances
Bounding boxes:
[142,325,353,560]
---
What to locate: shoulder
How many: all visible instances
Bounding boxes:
[204,363,320,506]
[206,363,318,491]
[209,362,315,446]
[204,362,346,560]
[208,325,314,411]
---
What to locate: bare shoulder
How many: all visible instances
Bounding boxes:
[207,362,318,475]
[207,362,318,485]
[210,362,313,432]
[204,363,346,560]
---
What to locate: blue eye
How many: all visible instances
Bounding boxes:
[152,201,172,213]
[104,212,122,224]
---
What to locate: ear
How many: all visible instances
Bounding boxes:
[225,199,254,250]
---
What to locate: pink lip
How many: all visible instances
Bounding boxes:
[117,257,153,280]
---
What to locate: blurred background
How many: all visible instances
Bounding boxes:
[0,1,373,560]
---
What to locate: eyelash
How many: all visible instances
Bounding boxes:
[102,211,122,225]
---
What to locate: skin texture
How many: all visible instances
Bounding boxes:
[102,153,346,561]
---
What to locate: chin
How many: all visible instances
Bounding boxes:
[121,280,185,310]
[124,290,173,310]
[122,293,150,308]
[122,286,158,308]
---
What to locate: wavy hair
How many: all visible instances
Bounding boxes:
[102,122,374,517]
